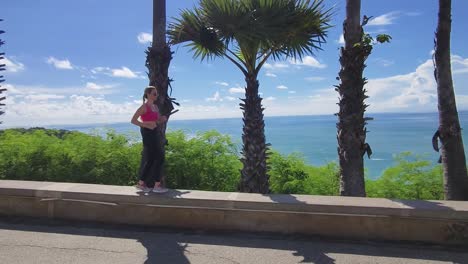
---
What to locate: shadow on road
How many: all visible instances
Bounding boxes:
[0,216,466,264]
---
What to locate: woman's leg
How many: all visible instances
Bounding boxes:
[148,132,165,188]
[138,128,157,186]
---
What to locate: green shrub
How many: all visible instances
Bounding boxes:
[165,130,241,191]
[366,152,444,200]
[268,151,339,195]
[0,128,446,200]
[0,129,140,185]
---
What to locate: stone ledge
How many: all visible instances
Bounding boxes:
[1,180,468,245]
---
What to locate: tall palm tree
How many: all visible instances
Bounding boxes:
[169,0,331,193]
[336,0,371,197]
[146,0,178,186]
[432,0,468,200]
[0,19,6,122]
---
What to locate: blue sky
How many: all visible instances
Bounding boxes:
[2,0,468,127]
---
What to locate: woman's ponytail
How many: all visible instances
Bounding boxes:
[142,86,157,103]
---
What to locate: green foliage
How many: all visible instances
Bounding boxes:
[375,34,392,44]
[0,128,241,191]
[0,128,446,200]
[269,151,309,194]
[305,162,340,196]
[355,33,392,48]
[0,129,139,185]
[366,152,444,200]
[268,151,339,195]
[165,129,241,191]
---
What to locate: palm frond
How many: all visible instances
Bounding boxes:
[168,8,226,61]
[201,0,250,45]
[267,0,333,61]
[169,0,334,73]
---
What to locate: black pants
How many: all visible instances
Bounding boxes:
[138,128,165,188]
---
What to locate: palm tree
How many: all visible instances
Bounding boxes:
[336,0,372,197]
[168,0,332,193]
[432,0,468,200]
[0,19,6,122]
[146,0,178,186]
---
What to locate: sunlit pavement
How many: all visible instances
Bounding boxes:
[0,217,467,264]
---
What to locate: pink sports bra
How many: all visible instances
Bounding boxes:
[140,103,159,122]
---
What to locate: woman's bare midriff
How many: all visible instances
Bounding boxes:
[142,121,157,129]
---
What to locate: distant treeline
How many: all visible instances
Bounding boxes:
[0,128,444,200]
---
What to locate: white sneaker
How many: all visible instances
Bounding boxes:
[135,184,151,193]
[152,186,168,193]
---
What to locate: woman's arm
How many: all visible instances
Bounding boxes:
[131,105,156,129]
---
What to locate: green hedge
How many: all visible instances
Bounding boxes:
[0,128,444,199]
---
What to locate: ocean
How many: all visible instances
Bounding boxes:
[54,112,468,179]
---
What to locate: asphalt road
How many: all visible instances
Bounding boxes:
[0,217,467,264]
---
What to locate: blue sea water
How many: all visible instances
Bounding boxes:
[54,112,468,179]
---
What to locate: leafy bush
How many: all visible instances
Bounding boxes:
[165,130,241,191]
[268,151,339,195]
[0,128,446,200]
[366,152,444,200]
[0,129,139,185]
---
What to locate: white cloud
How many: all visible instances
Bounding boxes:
[92,66,144,79]
[288,91,296,94]
[215,81,229,86]
[277,85,288,90]
[172,104,240,120]
[261,88,337,116]
[3,57,25,73]
[290,56,327,69]
[112,67,140,78]
[91,67,106,74]
[364,55,468,112]
[137,32,152,44]
[24,94,65,102]
[85,82,115,90]
[4,84,57,96]
[206,91,222,102]
[262,54,468,117]
[229,86,244,94]
[265,72,277,78]
[4,82,116,101]
[46,57,73,70]
[2,90,139,127]
[4,55,468,127]
[356,61,436,112]
[367,12,399,26]
[452,55,468,74]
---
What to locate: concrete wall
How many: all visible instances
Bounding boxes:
[1,180,468,245]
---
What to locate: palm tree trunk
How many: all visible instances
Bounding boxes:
[0,19,6,122]
[238,74,270,194]
[336,0,369,197]
[434,0,468,200]
[146,0,175,187]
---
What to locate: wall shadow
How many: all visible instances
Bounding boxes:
[266,193,308,205]
[1,216,468,264]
